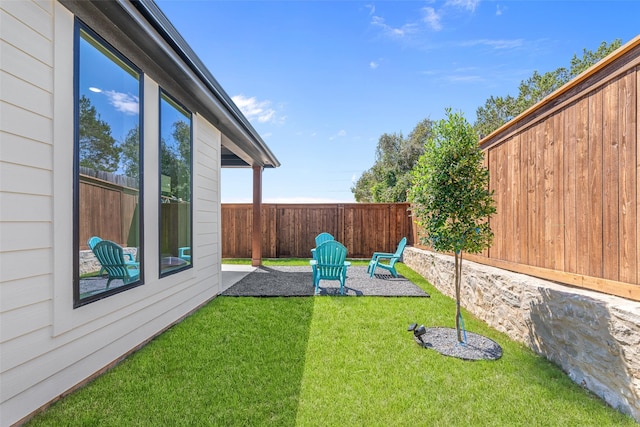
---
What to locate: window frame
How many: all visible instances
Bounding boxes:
[158,89,193,278]
[73,20,145,308]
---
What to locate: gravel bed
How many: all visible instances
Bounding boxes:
[413,327,503,361]
[221,265,430,297]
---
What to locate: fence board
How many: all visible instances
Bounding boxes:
[588,88,604,278]
[575,97,590,275]
[222,203,412,259]
[603,79,620,281]
[619,71,637,284]
[564,102,578,273]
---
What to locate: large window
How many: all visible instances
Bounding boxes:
[74,22,143,306]
[159,91,192,276]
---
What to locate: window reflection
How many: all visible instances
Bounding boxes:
[159,92,192,276]
[75,25,143,305]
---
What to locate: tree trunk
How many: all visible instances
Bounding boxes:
[455,251,464,343]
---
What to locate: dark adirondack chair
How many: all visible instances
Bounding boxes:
[310,240,350,295]
[367,237,407,278]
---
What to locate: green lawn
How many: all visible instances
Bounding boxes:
[27,263,635,426]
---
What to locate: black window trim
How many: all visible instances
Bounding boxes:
[158,88,193,279]
[73,19,145,308]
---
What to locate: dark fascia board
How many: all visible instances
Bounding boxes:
[61,0,279,169]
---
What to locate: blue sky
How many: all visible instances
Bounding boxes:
[155,0,640,203]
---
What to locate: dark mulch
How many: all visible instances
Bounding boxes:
[220,266,430,297]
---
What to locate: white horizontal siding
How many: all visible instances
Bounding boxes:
[0,4,53,66]
[1,40,53,91]
[0,301,50,344]
[1,70,53,117]
[0,162,52,195]
[1,2,225,425]
[0,193,52,222]
[0,133,53,170]
[0,276,51,313]
[0,248,51,283]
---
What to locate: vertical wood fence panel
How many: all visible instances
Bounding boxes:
[221,203,412,259]
[471,43,640,301]
[79,177,137,250]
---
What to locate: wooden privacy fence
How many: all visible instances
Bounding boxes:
[79,174,139,250]
[80,174,187,255]
[222,203,413,258]
[468,36,640,302]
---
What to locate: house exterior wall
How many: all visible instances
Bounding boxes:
[1,2,224,425]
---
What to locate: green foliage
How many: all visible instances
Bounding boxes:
[409,109,495,255]
[78,95,120,172]
[120,125,140,179]
[352,119,433,202]
[160,120,191,202]
[410,109,496,342]
[474,39,622,137]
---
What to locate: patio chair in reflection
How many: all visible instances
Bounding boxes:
[310,240,350,295]
[88,236,136,275]
[92,240,140,288]
[311,232,334,260]
[367,237,407,278]
[178,247,191,262]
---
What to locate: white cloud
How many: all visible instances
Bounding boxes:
[422,7,442,31]
[371,15,418,39]
[496,4,505,16]
[366,4,375,15]
[232,94,282,124]
[104,90,139,115]
[459,38,524,50]
[445,0,480,12]
[329,129,347,141]
[370,61,379,69]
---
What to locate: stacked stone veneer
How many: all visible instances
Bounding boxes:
[403,247,640,422]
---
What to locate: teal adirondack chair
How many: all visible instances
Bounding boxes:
[311,232,334,260]
[178,247,191,262]
[310,240,350,295]
[92,240,140,288]
[88,236,136,275]
[367,237,407,278]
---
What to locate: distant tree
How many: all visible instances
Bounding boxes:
[352,119,433,202]
[474,39,622,137]
[160,120,191,202]
[120,125,140,179]
[78,95,120,172]
[409,109,496,343]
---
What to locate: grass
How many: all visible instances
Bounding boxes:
[27,263,635,426]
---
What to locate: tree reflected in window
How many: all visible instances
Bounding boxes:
[159,92,192,276]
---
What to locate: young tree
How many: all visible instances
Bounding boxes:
[409,109,496,343]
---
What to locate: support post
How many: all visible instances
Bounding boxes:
[252,165,263,267]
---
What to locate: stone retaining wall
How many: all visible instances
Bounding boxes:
[403,247,640,422]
